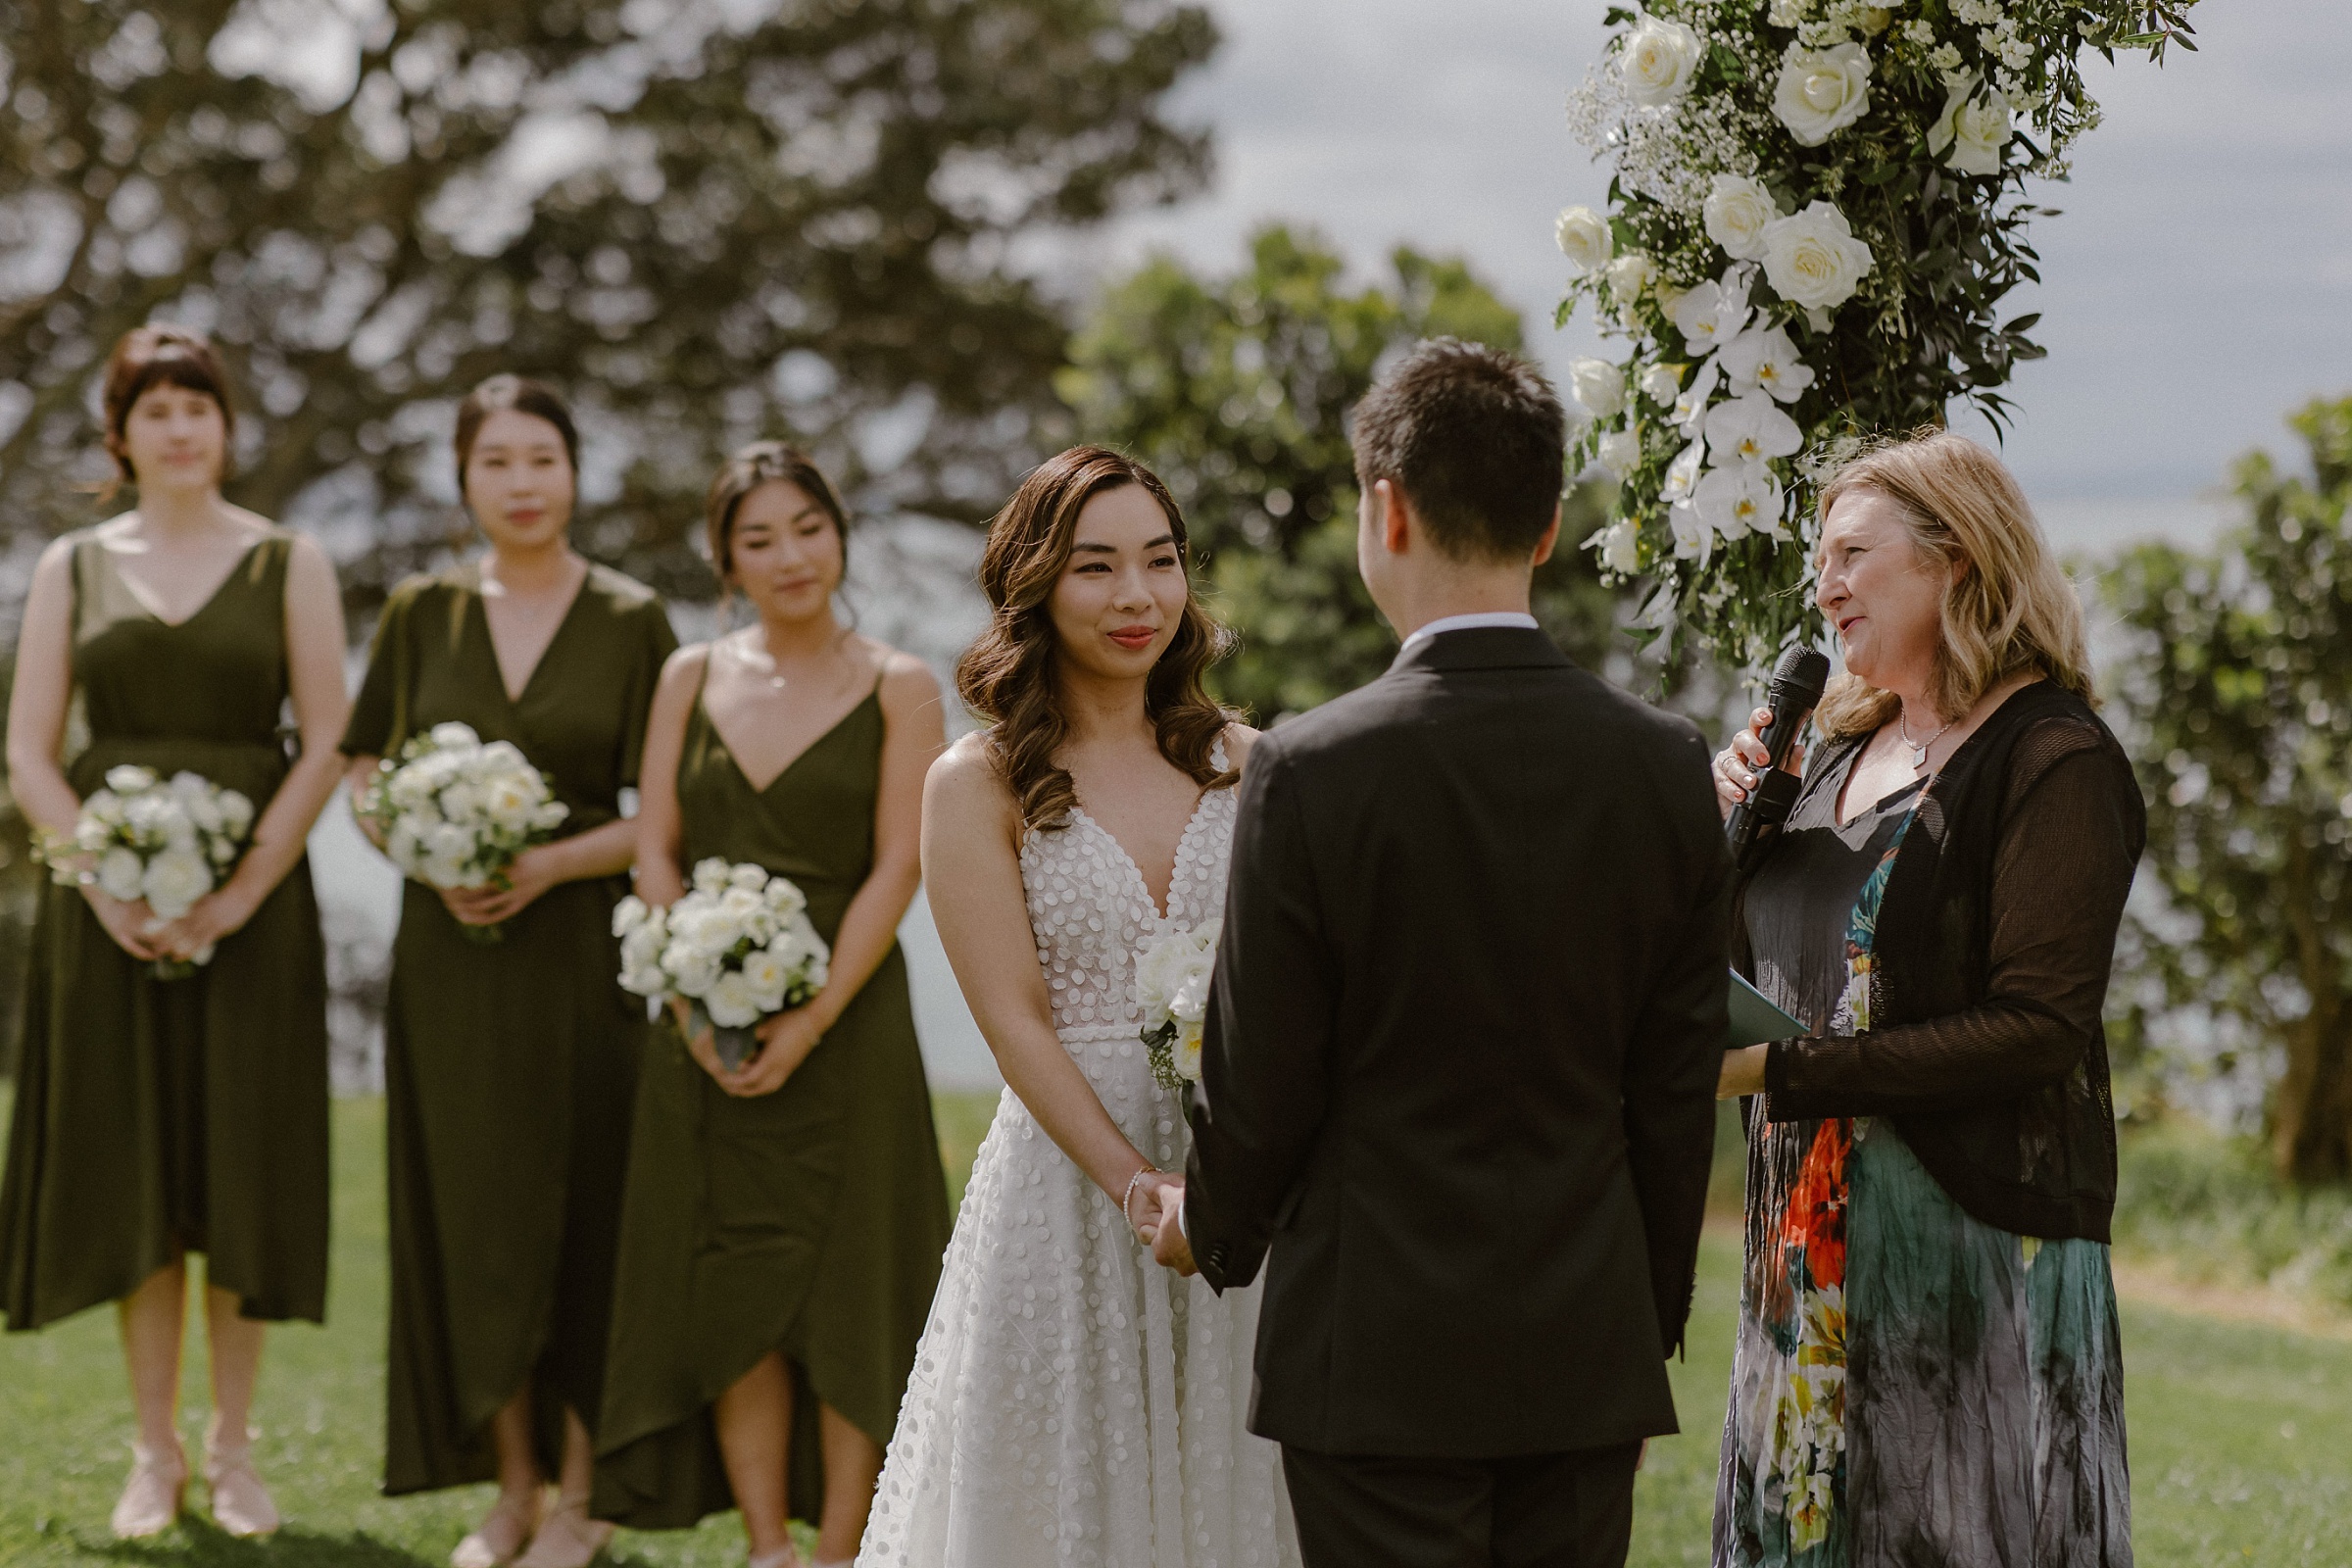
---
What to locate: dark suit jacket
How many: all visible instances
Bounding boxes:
[1182,626,1730,1459]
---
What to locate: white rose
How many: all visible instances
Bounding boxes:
[1704,392,1804,465]
[667,948,722,999]
[1703,174,1780,263]
[218,790,254,837]
[1639,363,1683,405]
[105,764,158,795]
[618,924,670,997]
[704,970,764,1030]
[1553,206,1613,276]
[728,862,768,893]
[1694,462,1788,541]
[1604,251,1656,303]
[476,739,528,773]
[762,877,808,921]
[1718,324,1817,404]
[1929,75,2011,176]
[428,721,480,752]
[1772,42,1873,147]
[612,896,652,938]
[1596,428,1644,480]
[387,768,434,812]
[1761,201,1875,312]
[1669,270,1751,360]
[738,949,790,1009]
[1568,358,1627,420]
[691,858,733,897]
[98,846,147,903]
[1172,1020,1204,1084]
[142,847,215,920]
[1619,15,1704,106]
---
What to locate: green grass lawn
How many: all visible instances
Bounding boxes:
[4,1093,2350,1566]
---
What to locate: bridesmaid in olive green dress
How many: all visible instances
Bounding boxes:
[0,326,346,1541]
[594,443,951,1568]
[341,376,677,1568]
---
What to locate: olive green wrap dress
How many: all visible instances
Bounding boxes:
[1,530,330,1332]
[592,677,951,1529]
[342,563,677,1494]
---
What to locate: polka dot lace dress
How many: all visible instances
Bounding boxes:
[858,742,1299,1568]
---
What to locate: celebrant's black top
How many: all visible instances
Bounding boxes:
[1748,680,2145,1241]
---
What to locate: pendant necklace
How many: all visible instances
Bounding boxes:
[1897,708,1953,772]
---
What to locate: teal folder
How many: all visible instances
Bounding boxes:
[1728,970,1806,1050]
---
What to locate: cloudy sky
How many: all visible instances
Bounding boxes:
[1092,0,2352,552]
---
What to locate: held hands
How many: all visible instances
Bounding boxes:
[1712,706,1808,822]
[81,886,164,962]
[147,884,263,964]
[682,999,828,1099]
[438,843,564,927]
[1140,1177,1199,1277]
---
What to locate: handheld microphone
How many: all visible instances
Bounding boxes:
[1726,645,1831,872]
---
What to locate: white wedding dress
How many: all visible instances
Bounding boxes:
[859,750,1300,1568]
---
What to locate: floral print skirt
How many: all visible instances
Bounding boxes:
[1714,1114,2132,1568]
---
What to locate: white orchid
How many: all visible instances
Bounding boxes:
[1705,393,1804,465]
[1672,356,1724,438]
[1596,427,1644,480]
[1669,499,1713,565]
[1694,462,1788,541]
[1661,440,1707,503]
[1670,269,1753,361]
[1718,324,1816,404]
[1639,363,1684,406]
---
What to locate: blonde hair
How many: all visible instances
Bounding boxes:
[1812,429,2093,738]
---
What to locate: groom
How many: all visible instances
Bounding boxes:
[1151,339,1730,1567]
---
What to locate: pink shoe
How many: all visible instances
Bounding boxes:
[203,1427,281,1538]
[514,1495,614,1568]
[111,1439,187,1540]
[453,1489,543,1568]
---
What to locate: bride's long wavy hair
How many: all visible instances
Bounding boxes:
[957,447,1237,832]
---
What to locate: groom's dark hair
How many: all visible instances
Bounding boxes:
[1350,338,1567,564]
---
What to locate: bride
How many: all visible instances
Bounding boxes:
[858,447,1300,1567]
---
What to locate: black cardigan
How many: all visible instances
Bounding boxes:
[1753,681,2147,1242]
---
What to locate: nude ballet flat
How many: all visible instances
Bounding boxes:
[453,1490,542,1568]
[202,1429,281,1538]
[513,1495,614,1568]
[111,1440,187,1540]
[748,1547,805,1568]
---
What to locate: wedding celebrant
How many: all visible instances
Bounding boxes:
[1710,431,2144,1568]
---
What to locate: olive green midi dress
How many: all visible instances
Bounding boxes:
[343,563,677,1494]
[592,675,951,1529]
[1,530,330,1332]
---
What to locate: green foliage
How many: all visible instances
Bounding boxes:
[2113,1120,2352,1311]
[0,0,1217,613]
[1061,226,1618,718]
[1561,0,2199,672]
[2103,396,2352,1183]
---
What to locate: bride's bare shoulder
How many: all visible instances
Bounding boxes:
[927,732,1012,811]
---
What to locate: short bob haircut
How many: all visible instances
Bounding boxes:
[100,325,237,497]
[1813,429,2094,738]
[704,441,852,582]
[453,374,579,500]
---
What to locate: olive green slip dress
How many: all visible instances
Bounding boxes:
[1,530,330,1331]
[342,563,677,1494]
[592,672,952,1529]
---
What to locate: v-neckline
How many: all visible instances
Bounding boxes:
[701,686,877,796]
[473,562,593,708]
[103,536,267,630]
[1073,789,1217,925]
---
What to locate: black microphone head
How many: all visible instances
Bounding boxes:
[1767,645,1832,710]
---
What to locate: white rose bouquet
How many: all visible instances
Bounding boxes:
[613,858,831,1071]
[359,721,569,943]
[1559,0,2197,671]
[1135,918,1220,1099]
[43,764,256,978]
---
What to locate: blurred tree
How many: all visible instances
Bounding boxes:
[0,0,1216,616]
[1059,225,1617,718]
[2104,396,2352,1184]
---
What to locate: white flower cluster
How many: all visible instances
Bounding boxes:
[361,722,569,891]
[52,766,255,941]
[1136,917,1219,1092]
[614,858,829,1031]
